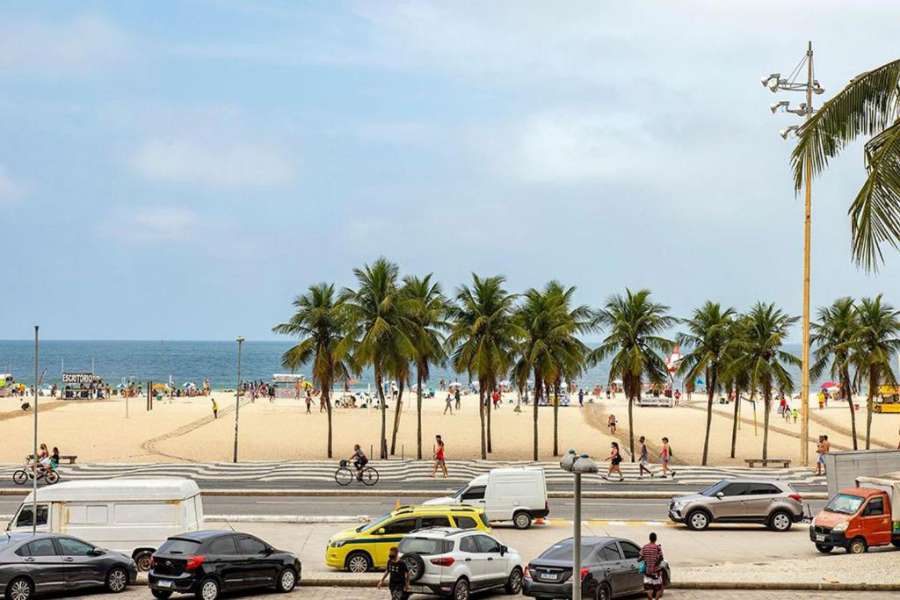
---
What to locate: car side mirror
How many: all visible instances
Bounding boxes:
[500,545,507,556]
[88,548,104,556]
[377,528,386,535]
[715,492,725,499]
[264,546,274,555]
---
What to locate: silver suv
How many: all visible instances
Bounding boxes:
[669,479,803,531]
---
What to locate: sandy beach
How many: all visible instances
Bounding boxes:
[0,391,896,465]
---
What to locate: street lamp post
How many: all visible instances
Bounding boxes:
[761,42,824,467]
[232,336,245,463]
[560,449,599,600]
[32,325,39,535]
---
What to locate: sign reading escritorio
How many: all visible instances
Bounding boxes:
[62,372,102,385]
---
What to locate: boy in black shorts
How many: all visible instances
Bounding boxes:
[378,547,409,600]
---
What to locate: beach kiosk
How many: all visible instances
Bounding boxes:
[272,373,309,398]
[62,372,104,399]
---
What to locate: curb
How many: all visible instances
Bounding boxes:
[297,579,900,591]
[206,515,368,524]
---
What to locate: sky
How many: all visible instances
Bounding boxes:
[2,0,900,341]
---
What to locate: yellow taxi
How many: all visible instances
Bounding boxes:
[326,504,490,572]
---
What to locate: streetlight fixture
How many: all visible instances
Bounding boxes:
[762,41,824,467]
[560,449,598,600]
[232,336,245,463]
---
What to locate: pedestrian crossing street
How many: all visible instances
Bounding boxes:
[0,459,826,488]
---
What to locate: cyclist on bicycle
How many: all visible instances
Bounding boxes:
[349,444,368,481]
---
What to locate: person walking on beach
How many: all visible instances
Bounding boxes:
[432,435,448,478]
[638,436,654,479]
[443,392,453,415]
[211,397,219,419]
[377,546,409,600]
[660,437,675,478]
[608,414,617,435]
[305,390,312,414]
[639,532,665,600]
[578,388,584,407]
[606,442,624,481]
[816,435,830,476]
[454,388,461,411]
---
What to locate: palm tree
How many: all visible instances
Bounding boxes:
[272,283,349,458]
[791,59,900,270]
[341,258,415,459]
[387,354,410,456]
[401,274,449,460]
[737,303,800,460]
[811,297,861,449]
[677,302,736,465]
[592,289,675,460]
[447,275,520,459]
[850,295,900,448]
[721,315,752,459]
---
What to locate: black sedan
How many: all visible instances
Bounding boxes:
[523,536,670,599]
[0,532,137,600]
[148,530,301,600]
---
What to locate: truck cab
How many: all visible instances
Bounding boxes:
[811,480,900,554]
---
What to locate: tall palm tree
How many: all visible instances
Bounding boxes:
[401,274,449,460]
[387,355,410,456]
[678,302,736,465]
[340,258,414,459]
[592,289,674,460]
[737,303,800,460]
[721,315,752,459]
[850,295,900,448]
[272,283,349,458]
[447,275,520,459]
[811,297,861,449]
[791,59,900,270]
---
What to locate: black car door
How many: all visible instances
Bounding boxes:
[236,534,278,587]
[55,537,105,589]
[205,535,244,590]
[17,538,68,594]
[596,543,626,593]
[617,541,644,593]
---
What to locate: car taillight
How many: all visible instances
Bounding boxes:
[523,565,531,579]
[580,567,589,581]
[430,557,455,567]
[789,494,802,502]
[185,555,206,570]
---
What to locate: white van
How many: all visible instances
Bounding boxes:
[425,467,548,529]
[7,478,203,570]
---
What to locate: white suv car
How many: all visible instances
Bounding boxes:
[398,528,524,600]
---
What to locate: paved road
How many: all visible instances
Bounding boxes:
[42,585,900,600]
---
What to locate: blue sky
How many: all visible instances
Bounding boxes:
[3,1,900,341]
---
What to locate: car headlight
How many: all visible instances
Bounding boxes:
[330,540,347,548]
[832,522,848,533]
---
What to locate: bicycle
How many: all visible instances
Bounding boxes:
[334,459,379,487]
[13,463,60,485]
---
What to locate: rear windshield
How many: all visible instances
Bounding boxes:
[158,539,201,555]
[539,540,596,561]
[399,537,452,555]
[824,494,864,515]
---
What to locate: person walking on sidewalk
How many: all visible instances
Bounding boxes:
[638,436,654,478]
[639,532,665,600]
[606,442,624,481]
[377,547,410,600]
[432,435,448,478]
[660,437,675,478]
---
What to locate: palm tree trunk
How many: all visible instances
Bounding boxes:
[730,383,740,459]
[478,382,487,460]
[553,383,560,457]
[324,385,333,458]
[390,379,405,455]
[629,388,636,461]
[762,387,771,460]
[702,368,714,466]
[866,369,876,450]
[842,369,857,450]
[375,366,387,459]
[416,368,423,460]
[486,380,493,454]
[532,370,542,461]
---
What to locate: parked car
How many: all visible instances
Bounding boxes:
[326,505,490,572]
[668,478,804,531]
[147,530,301,600]
[6,478,203,571]
[811,472,900,554]
[398,527,523,599]
[0,532,137,600]
[523,536,669,600]
[424,468,549,529]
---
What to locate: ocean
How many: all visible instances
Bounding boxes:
[0,339,813,391]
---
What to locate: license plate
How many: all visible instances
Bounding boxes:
[815,534,825,542]
[157,580,173,589]
[542,573,558,581]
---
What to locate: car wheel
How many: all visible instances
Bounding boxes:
[452,578,470,600]
[848,537,867,554]
[768,510,792,532]
[513,511,532,529]
[815,543,833,554]
[346,551,372,573]
[134,550,153,572]
[686,510,710,531]
[504,567,523,594]
[196,577,220,600]
[403,553,426,582]
[5,577,33,600]
[595,582,611,600]
[106,566,129,593]
[151,591,172,600]
[276,567,297,593]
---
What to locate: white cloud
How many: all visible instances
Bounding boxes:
[131,138,297,189]
[0,166,26,204]
[121,207,199,242]
[0,15,129,75]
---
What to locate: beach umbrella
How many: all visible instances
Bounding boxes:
[448,382,462,389]
[821,381,839,389]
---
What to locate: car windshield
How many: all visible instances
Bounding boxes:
[824,494,865,515]
[699,481,728,496]
[399,537,452,555]
[358,513,392,533]
[539,540,598,562]
[158,539,201,555]
[452,486,467,499]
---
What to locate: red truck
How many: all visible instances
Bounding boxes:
[811,472,900,554]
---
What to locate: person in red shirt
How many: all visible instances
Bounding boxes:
[639,532,665,599]
[431,435,448,478]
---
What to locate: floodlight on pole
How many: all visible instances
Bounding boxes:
[770,100,790,113]
[560,449,598,600]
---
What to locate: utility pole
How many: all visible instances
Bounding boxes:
[32,325,39,535]
[762,42,824,467]
[233,337,245,463]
